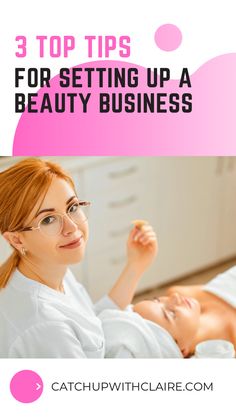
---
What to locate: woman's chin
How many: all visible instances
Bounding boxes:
[58,251,85,265]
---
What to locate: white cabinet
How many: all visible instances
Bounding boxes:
[217,157,236,260]
[83,157,157,299]
[148,158,222,287]
[81,156,236,300]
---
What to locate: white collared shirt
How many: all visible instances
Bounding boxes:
[0,268,119,358]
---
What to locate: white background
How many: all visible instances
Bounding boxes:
[0,1,236,416]
[0,359,235,418]
[1,0,236,154]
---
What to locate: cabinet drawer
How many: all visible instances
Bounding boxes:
[85,246,126,301]
[87,180,156,251]
[85,246,161,301]
[83,158,153,195]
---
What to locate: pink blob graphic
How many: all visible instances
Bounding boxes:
[155,24,182,51]
[13,53,236,156]
[10,370,43,403]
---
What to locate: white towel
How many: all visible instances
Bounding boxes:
[203,266,236,308]
[98,309,183,358]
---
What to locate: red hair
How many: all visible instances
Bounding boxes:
[0,158,75,288]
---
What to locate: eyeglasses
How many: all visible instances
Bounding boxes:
[17,200,91,237]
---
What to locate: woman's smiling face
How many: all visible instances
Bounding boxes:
[15,177,89,267]
[133,292,201,356]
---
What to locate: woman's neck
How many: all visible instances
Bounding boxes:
[190,311,232,354]
[18,258,67,293]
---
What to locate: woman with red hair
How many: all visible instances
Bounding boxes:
[0,158,157,358]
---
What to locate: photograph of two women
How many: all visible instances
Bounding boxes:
[0,156,235,358]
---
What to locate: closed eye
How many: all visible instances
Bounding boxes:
[167,309,176,319]
[153,297,160,302]
[152,297,175,322]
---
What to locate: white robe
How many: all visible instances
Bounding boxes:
[98,308,182,358]
[203,265,236,308]
[0,268,182,358]
[0,268,116,358]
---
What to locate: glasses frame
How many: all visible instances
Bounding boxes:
[16,200,91,236]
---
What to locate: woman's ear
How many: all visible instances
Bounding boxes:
[180,346,190,358]
[2,231,23,252]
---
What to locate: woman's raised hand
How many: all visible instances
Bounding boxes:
[126,220,158,275]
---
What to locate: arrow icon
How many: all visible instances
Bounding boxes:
[10,370,43,403]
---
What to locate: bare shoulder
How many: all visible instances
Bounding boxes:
[166,284,203,298]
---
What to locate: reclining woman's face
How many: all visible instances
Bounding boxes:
[133,293,201,357]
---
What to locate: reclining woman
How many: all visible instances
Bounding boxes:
[132,270,236,357]
[99,267,236,358]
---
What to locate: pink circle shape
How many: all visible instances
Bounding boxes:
[155,24,182,51]
[10,370,43,403]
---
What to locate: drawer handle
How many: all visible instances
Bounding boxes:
[109,225,130,238]
[215,157,224,175]
[108,166,138,179]
[227,157,235,171]
[110,256,125,265]
[108,195,137,208]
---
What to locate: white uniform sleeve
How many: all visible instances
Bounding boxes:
[8,321,86,358]
[106,345,135,358]
[77,282,121,314]
[94,294,121,314]
[68,269,122,314]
